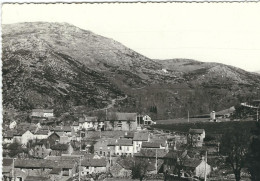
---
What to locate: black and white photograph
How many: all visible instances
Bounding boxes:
[1,2,260,181]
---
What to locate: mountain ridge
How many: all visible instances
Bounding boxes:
[2,22,260,122]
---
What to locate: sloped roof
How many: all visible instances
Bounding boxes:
[32,109,53,113]
[135,149,168,158]
[51,143,69,151]
[81,158,106,167]
[3,130,14,138]
[133,132,149,141]
[14,159,55,169]
[182,158,202,168]
[35,129,49,135]
[189,129,205,134]
[142,142,161,148]
[116,139,133,146]
[24,176,52,181]
[107,112,137,121]
[124,132,134,138]
[49,167,62,175]
[3,158,13,166]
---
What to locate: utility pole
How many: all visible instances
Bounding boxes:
[79,156,81,181]
[204,151,207,181]
[257,108,259,122]
[188,110,189,123]
[155,149,158,173]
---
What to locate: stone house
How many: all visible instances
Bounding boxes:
[188,129,205,147]
[106,112,137,131]
[14,159,77,181]
[31,109,54,118]
[110,159,132,178]
[94,138,116,157]
[182,158,211,178]
[133,132,150,153]
[81,157,107,175]
[30,140,52,158]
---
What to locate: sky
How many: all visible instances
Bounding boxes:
[2,3,260,72]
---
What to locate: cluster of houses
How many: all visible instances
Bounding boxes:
[2,109,214,181]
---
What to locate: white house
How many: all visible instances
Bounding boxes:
[133,132,150,153]
[31,109,54,118]
[9,120,17,129]
[79,116,99,130]
[182,158,211,179]
[13,130,34,145]
[34,129,49,140]
[114,139,134,156]
[143,115,156,125]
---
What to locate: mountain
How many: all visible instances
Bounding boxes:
[255,70,260,74]
[2,22,260,122]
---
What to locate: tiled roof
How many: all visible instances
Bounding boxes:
[32,109,53,113]
[35,129,49,135]
[3,158,13,166]
[107,112,137,121]
[182,158,202,168]
[189,129,205,134]
[51,143,69,151]
[15,158,76,169]
[124,132,134,138]
[3,130,14,138]
[135,149,168,158]
[79,116,98,123]
[81,158,106,167]
[49,167,62,175]
[142,142,161,148]
[116,139,133,146]
[52,126,71,132]
[24,176,52,181]
[133,132,149,141]
[14,159,55,169]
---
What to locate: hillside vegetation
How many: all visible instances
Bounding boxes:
[2,22,260,122]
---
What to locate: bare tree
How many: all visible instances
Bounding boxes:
[220,128,250,181]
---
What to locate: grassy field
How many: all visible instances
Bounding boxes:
[152,121,257,135]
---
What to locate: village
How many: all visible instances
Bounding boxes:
[2,108,232,181]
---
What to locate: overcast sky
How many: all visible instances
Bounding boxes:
[2,3,260,72]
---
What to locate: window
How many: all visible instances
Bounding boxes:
[86,166,89,169]
[198,137,200,140]
[119,146,122,150]
[127,147,129,151]
[100,150,102,155]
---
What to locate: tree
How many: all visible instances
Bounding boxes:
[109,112,118,130]
[247,121,260,181]
[220,127,250,181]
[126,156,150,181]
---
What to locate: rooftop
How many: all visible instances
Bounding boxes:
[133,132,149,141]
[24,176,52,181]
[182,158,202,168]
[81,158,106,167]
[189,129,205,134]
[107,112,137,121]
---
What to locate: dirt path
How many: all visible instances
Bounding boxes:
[90,95,128,113]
